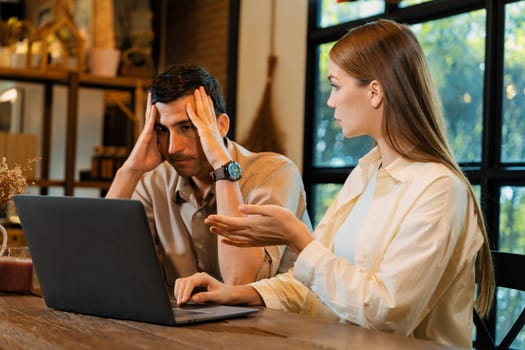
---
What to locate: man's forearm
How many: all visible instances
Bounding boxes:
[218,244,265,285]
[105,166,144,198]
[214,180,265,284]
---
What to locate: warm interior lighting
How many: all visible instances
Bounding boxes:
[0,88,18,103]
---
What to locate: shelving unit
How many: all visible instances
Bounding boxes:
[0,67,150,196]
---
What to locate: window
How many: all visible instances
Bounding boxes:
[411,11,486,163]
[305,1,525,348]
[502,1,525,162]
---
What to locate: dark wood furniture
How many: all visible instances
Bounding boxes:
[0,67,149,195]
[474,251,525,349]
[0,294,460,349]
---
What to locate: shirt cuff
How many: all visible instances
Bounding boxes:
[293,240,330,289]
[250,279,284,310]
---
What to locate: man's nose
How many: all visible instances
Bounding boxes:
[168,134,185,154]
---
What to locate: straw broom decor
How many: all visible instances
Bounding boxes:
[241,0,286,155]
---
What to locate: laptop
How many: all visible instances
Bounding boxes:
[13,194,258,325]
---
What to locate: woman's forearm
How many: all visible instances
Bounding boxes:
[232,285,265,306]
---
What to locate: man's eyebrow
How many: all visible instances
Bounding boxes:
[154,120,193,127]
[177,119,194,126]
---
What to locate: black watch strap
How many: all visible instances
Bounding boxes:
[212,160,242,182]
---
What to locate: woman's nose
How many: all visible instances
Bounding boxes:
[326,95,335,108]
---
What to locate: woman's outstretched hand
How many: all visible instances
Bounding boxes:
[205,204,314,254]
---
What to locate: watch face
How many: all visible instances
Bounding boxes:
[226,161,242,180]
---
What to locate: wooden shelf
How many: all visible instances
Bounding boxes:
[1,67,148,195]
[28,179,65,188]
[29,179,111,189]
[0,67,68,84]
[74,180,112,189]
[79,73,150,90]
[0,67,150,91]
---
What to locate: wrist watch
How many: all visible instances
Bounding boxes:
[212,160,242,182]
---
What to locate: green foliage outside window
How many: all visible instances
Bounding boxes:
[318,0,383,28]
[500,186,525,254]
[499,186,525,348]
[411,11,485,163]
[502,2,525,162]
[313,183,342,226]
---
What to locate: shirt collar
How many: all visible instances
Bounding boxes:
[358,146,412,183]
[174,169,217,205]
[174,177,192,204]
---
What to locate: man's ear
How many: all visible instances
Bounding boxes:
[369,80,384,109]
[217,113,230,137]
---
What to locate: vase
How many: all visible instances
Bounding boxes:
[89,47,121,77]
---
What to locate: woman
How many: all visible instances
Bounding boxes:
[175,19,494,348]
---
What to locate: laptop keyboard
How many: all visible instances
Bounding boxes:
[172,307,208,317]
[171,302,214,317]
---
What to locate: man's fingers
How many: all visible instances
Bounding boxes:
[174,273,214,305]
[194,87,205,116]
[185,102,196,122]
[181,281,197,305]
[145,92,152,120]
[144,93,157,131]
[219,237,254,248]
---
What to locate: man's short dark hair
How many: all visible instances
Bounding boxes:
[150,64,226,116]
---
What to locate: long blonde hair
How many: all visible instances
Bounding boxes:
[329,19,494,317]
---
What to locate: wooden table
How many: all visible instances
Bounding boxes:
[0,294,460,349]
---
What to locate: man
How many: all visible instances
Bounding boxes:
[106,64,311,286]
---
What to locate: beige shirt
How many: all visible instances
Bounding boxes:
[252,147,483,349]
[132,140,311,286]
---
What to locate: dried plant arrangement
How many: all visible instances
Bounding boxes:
[0,157,35,212]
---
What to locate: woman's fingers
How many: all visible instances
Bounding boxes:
[219,237,257,248]
[238,204,272,216]
[239,204,293,220]
[205,215,250,230]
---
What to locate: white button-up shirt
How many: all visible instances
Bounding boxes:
[252,147,483,349]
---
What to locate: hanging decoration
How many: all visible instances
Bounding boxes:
[241,0,286,155]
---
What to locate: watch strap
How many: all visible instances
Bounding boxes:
[212,166,227,181]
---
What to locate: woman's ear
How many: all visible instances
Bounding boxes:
[217,113,230,137]
[369,80,384,109]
